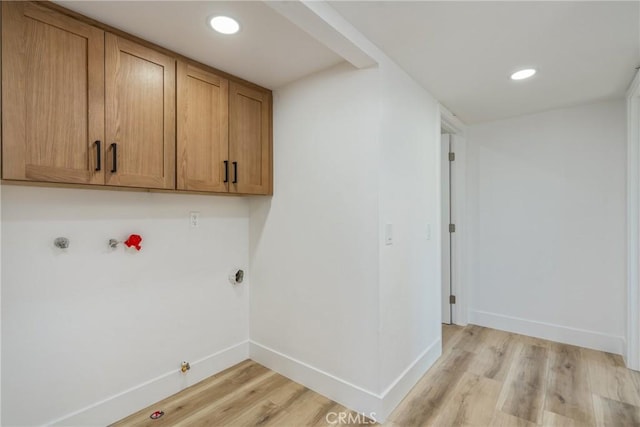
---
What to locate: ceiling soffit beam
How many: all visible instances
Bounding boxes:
[264,0,377,69]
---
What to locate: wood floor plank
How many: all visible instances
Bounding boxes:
[630,369,640,397]
[593,394,640,427]
[517,333,554,350]
[498,343,548,424]
[313,402,374,427]
[442,323,464,353]
[468,329,518,382]
[542,410,579,427]
[311,402,346,427]
[490,410,538,427]
[431,371,502,426]
[388,345,469,423]
[389,348,475,426]
[452,324,490,354]
[111,360,268,426]
[583,347,640,407]
[545,343,594,424]
[263,390,336,427]
[267,380,309,406]
[226,380,309,426]
[171,371,289,427]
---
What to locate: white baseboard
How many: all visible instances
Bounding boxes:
[249,338,441,423]
[469,310,625,355]
[249,341,381,419]
[46,337,440,426]
[48,341,250,427]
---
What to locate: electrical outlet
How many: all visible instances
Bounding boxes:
[189,211,200,228]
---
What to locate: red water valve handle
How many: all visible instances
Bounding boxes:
[124,234,142,251]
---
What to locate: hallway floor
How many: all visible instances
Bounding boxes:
[388,324,640,426]
[113,325,640,426]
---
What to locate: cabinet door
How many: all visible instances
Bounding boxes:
[229,83,272,195]
[177,62,229,192]
[105,34,175,189]
[2,2,105,184]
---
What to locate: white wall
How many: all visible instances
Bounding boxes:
[378,61,441,396]
[626,70,640,370]
[2,186,250,426]
[467,100,627,353]
[249,62,382,393]
[249,55,442,421]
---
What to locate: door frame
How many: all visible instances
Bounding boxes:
[440,106,468,326]
[626,70,640,370]
[441,133,452,324]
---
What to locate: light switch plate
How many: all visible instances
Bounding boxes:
[385,223,393,245]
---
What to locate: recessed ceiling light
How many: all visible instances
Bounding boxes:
[209,16,240,35]
[511,69,536,80]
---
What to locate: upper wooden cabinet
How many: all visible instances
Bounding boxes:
[105,34,175,190]
[1,1,272,196]
[2,2,105,184]
[177,64,272,195]
[229,82,272,195]
[2,3,176,190]
[177,62,229,193]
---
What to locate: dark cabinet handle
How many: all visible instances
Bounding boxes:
[110,143,117,173]
[94,140,101,171]
[224,160,229,183]
[232,161,238,184]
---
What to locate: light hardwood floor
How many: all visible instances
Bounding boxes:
[113,325,640,426]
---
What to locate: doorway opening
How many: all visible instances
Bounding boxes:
[440,109,467,329]
[441,132,455,325]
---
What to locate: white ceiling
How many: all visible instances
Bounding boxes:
[330,1,640,124]
[54,1,639,124]
[54,1,344,89]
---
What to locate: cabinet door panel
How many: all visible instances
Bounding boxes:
[2,2,104,184]
[177,63,229,192]
[229,83,271,195]
[105,34,175,189]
